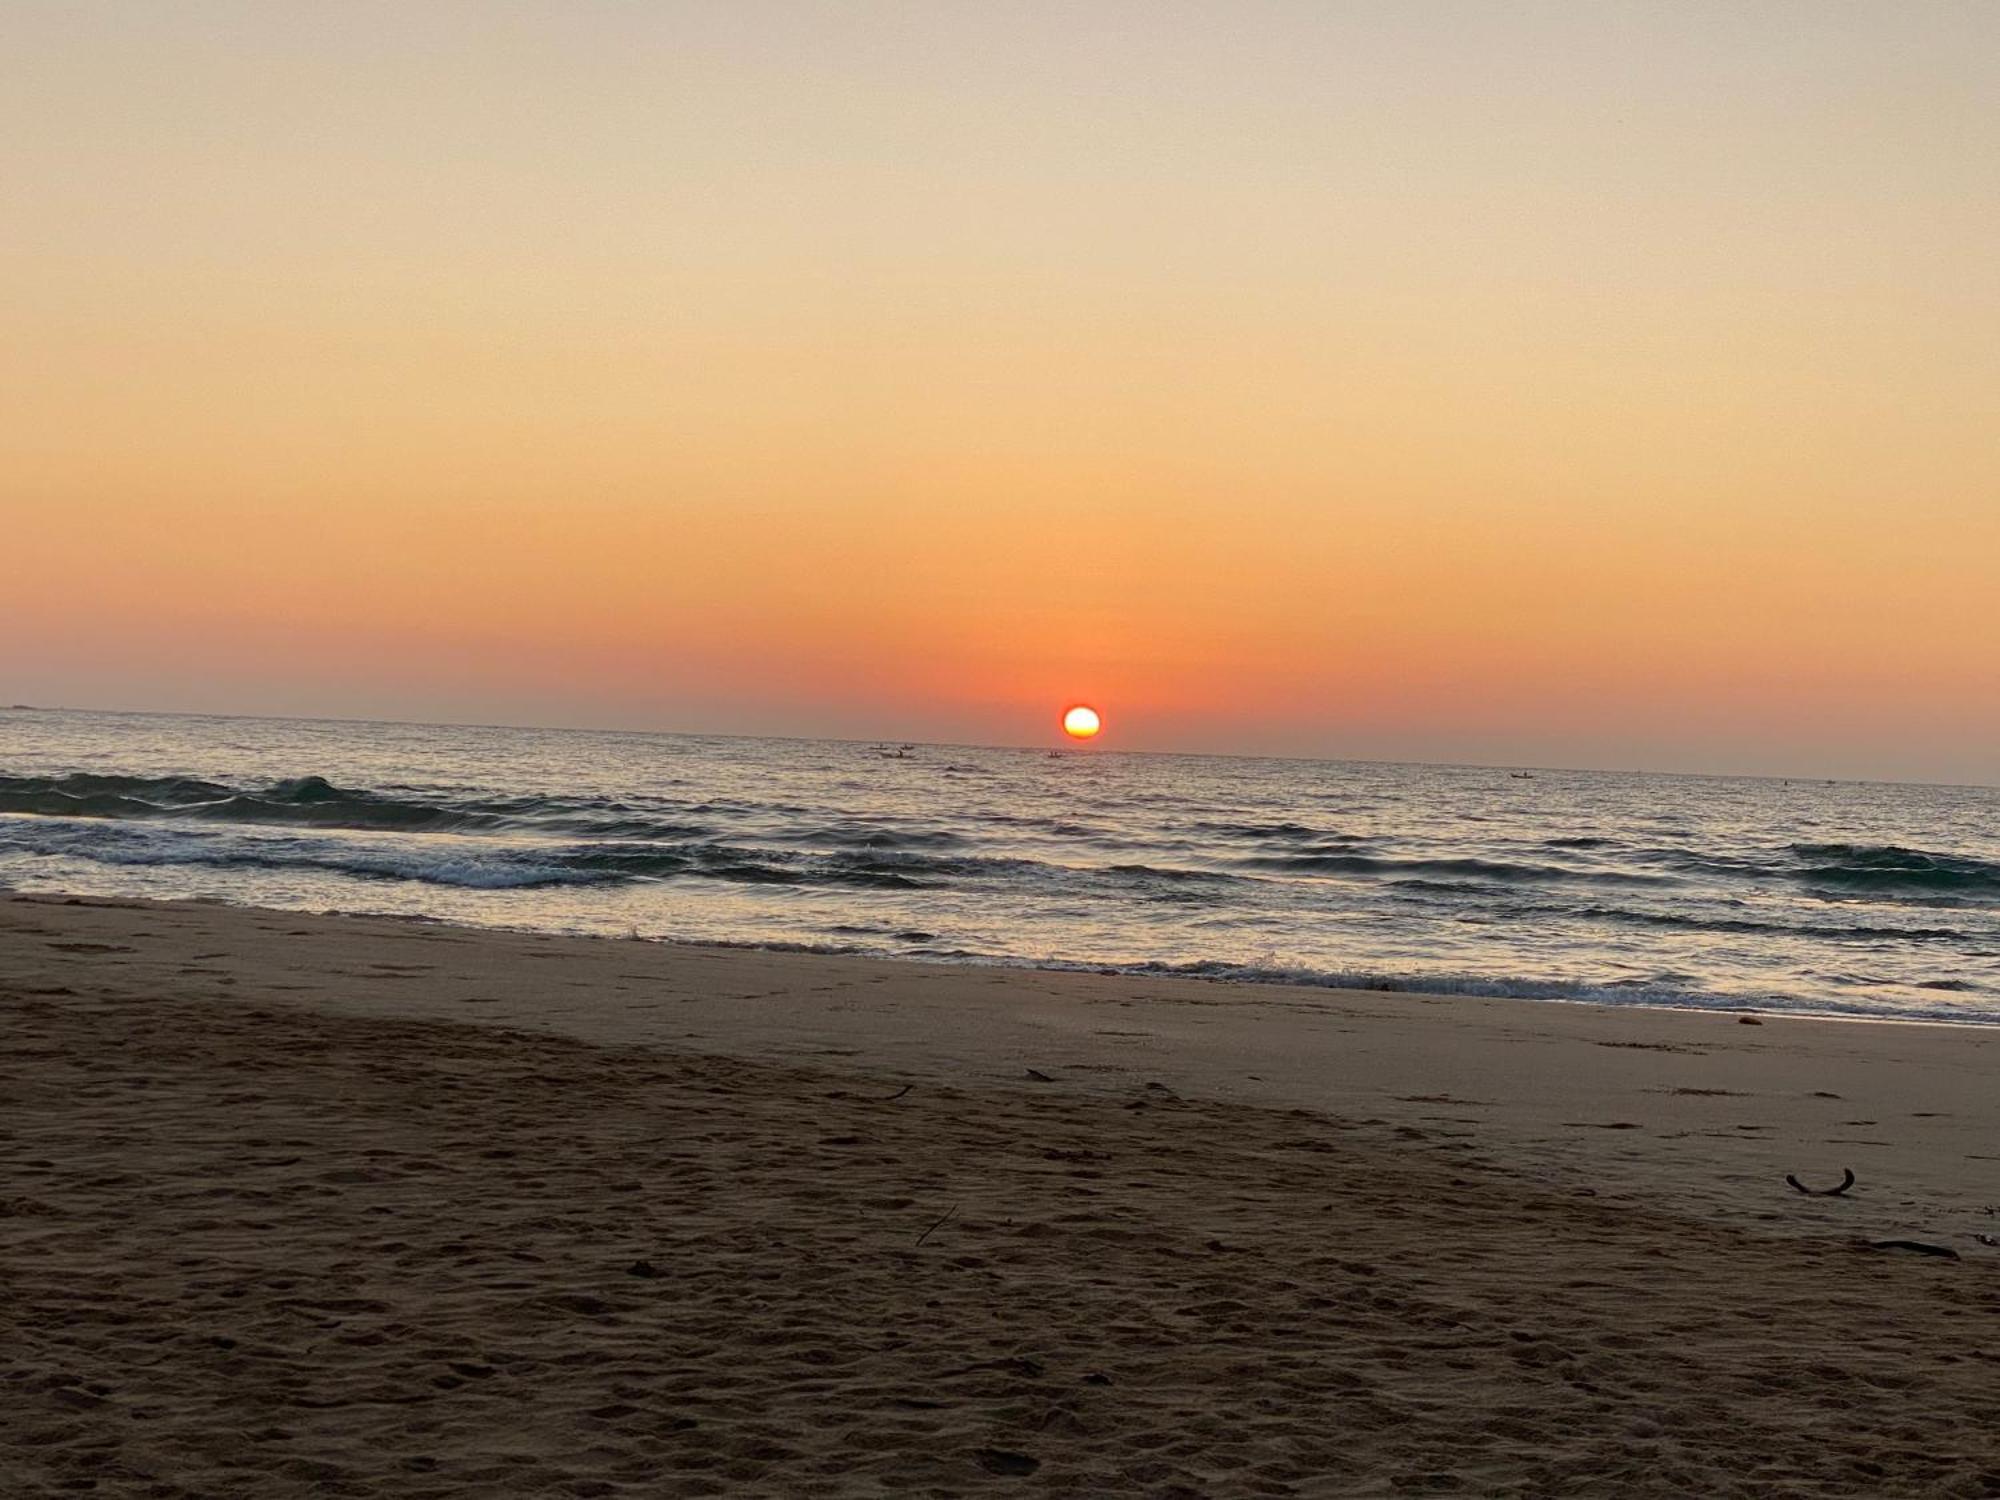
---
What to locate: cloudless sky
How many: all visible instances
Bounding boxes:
[4,2,1995,781]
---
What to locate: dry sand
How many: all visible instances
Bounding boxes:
[3,892,1998,1497]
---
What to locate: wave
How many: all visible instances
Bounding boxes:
[30,836,603,890]
[0,772,523,835]
[1240,851,1665,886]
[1190,819,1348,841]
[1382,883,1979,946]
[784,824,967,851]
[568,843,952,889]
[1364,839,2000,906]
[1789,843,2000,898]
[0,814,1068,894]
[1101,862,1251,904]
[1568,904,1970,944]
[0,771,784,845]
[0,772,1005,858]
[1106,862,1239,883]
[1,772,228,817]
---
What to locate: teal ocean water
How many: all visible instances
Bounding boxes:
[3,709,1996,1022]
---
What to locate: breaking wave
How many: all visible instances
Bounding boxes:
[0,772,547,835]
[0,819,1049,893]
[1789,843,2000,897]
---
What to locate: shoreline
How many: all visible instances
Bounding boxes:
[7,878,1993,1030]
[4,889,1998,1495]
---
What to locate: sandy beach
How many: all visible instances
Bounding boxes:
[4,891,1998,1496]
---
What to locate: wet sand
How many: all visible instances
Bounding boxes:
[4,893,1998,1496]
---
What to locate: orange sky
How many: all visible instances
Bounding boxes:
[4,3,1996,781]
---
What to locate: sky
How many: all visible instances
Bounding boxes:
[4,1,1996,782]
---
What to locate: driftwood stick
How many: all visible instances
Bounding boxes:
[1786,1168,1856,1197]
[915,1203,959,1247]
[1866,1239,1960,1260]
[873,1084,914,1102]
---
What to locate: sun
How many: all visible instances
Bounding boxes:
[1061,704,1103,740]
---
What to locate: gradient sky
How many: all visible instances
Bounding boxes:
[5,2,1996,781]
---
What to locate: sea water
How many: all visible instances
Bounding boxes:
[3,708,1996,1023]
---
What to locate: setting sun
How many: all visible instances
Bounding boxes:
[1062,705,1103,740]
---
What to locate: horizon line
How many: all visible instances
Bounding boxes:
[6,701,1993,795]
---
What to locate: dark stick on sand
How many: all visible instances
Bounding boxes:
[1786,1168,1856,1197]
[874,1084,914,1102]
[915,1204,959,1247]
[1866,1240,1960,1260]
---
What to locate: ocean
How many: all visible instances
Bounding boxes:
[3,708,1996,1023]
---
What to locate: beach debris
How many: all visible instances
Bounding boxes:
[626,1260,659,1278]
[872,1083,914,1102]
[975,1449,1041,1477]
[1865,1240,1960,1260]
[915,1203,959,1247]
[1737,1016,1764,1025]
[1081,1372,1113,1386]
[1786,1168,1856,1197]
[1975,1234,1998,1248]
[1024,1068,1054,1082]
